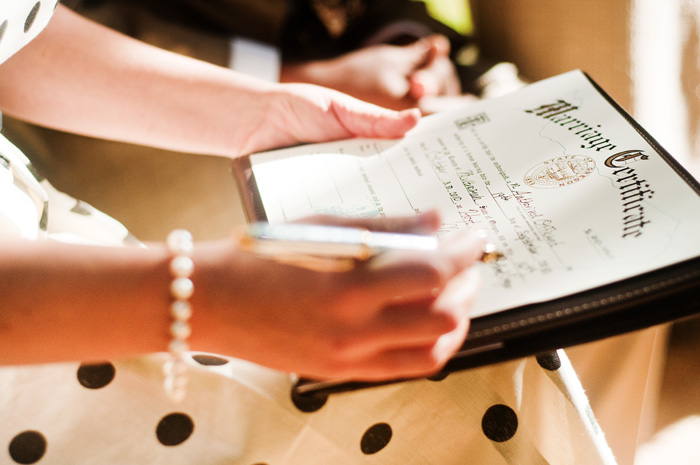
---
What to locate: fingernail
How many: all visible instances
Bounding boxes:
[413,211,440,233]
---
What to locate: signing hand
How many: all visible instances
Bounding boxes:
[191,212,485,381]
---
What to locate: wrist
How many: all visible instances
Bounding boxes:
[164,229,195,402]
[280,59,333,87]
[186,240,241,352]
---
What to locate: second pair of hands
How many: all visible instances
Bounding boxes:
[281,34,477,115]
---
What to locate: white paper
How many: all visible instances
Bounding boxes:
[249,71,700,318]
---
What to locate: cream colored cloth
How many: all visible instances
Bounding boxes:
[2,351,616,464]
[0,133,137,246]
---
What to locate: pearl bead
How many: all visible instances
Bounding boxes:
[170,320,191,339]
[170,300,192,321]
[170,255,194,278]
[170,277,194,300]
[163,358,188,377]
[164,376,188,403]
[165,229,194,404]
[168,338,189,355]
[166,229,193,256]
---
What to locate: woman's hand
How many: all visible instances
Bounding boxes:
[237,83,421,155]
[192,213,485,381]
[281,34,461,112]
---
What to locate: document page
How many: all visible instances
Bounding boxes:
[248,71,700,318]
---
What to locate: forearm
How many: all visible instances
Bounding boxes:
[0,238,287,368]
[0,241,173,365]
[0,6,272,158]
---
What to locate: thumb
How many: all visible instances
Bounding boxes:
[407,35,449,100]
[331,94,421,139]
[408,36,438,69]
[408,34,450,70]
[426,34,451,59]
[409,70,439,100]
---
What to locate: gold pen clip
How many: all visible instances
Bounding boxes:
[480,243,504,263]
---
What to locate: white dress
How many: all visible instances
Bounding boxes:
[0,2,617,464]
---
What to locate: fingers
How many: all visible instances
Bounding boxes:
[409,70,438,100]
[362,228,486,302]
[315,273,477,381]
[327,343,454,381]
[426,34,451,58]
[439,228,490,271]
[407,34,460,101]
[409,58,461,100]
[308,230,483,382]
[328,299,458,360]
[278,82,420,142]
[405,36,441,100]
[336,267,480,360]
[369,210,441,234]
[407,34,450,69]
[357,317,471,381]
[296,210,441,235]
[331,93,421,138]
[263,213,485,382]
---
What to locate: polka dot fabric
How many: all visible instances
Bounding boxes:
[1,351,617,464]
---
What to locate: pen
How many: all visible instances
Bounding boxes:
[239,222,503,271]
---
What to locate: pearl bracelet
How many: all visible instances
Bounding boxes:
[164,229,194,403]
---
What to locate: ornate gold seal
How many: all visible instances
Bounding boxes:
[523,155,596,188]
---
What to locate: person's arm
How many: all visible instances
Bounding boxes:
[0,6,419,158]
[0,214,485,382]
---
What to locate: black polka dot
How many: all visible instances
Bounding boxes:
[536,352,562,371]
[191,354,229,366]
[482,404,518,442]
[77,362,115,389]
[360,423,392,455]
[290,383,327,413]
[156,412,194,446]
[70,200,92,216]
[427,371,449,382]
[8,431,46,464]
[0,20,8,45]
[24,2,41,33]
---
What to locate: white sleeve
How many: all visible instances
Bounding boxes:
[228,37,281,82]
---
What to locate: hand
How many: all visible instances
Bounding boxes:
[240,82,421,154]
[191,212,485,381]
[280,34,461,112]
[407,35,461,102]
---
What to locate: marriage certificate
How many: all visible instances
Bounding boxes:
[243,71,700,319]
